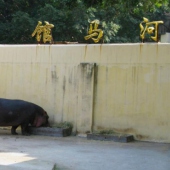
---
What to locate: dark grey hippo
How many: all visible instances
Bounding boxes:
[0,98,49,135]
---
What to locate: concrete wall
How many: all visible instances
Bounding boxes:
[0,43,170,142]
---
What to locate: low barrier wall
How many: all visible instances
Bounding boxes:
[0,43,170,142]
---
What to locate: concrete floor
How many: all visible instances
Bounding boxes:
[0,130,169,170]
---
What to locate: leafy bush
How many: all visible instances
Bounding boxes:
[0,0,169,43]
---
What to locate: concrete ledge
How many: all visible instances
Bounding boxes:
[87,133,134,143]
[28,127,72,137]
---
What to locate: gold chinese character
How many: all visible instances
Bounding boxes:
[140,17,163,42]
[32,21,54,43]
[84,20,103,43]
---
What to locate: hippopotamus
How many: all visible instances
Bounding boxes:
[0,98,49,135]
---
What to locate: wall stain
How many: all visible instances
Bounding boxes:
[84,45,87,60]
[92,64,98,132]
[61,76,66,122]
[156,43,158,60]
[51,65,58,83]
[63,76,66,92]
[100,44,102,59]
[140,43,143,54]
[45,68,48,85]
[81,63,95,79]
[49,45,51,57]
[36,45,39,58]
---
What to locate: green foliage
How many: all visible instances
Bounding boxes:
[0,0,170,43]
[85,6,120,43]
[98,130,115,135]
[52,121,73,129]
[10,11,35,43]
[36,4,69,41]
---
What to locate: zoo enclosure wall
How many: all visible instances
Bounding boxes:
[0,43,170,142]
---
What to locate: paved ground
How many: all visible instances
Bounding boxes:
[0,129,169,170]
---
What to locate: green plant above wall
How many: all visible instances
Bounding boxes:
[0,0,169,44]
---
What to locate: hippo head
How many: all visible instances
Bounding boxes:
[33,110,49,127]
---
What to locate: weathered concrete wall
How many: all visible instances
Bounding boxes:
[93,44,170,142]
[0,43,170,142]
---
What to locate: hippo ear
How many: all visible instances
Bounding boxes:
[33,115,44,127]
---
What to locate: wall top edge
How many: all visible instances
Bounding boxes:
[0,43,169,48]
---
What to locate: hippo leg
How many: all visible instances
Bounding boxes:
[11,126,19,135]
[21,123,30,136]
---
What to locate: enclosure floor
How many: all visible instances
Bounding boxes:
[0,129,169,170]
